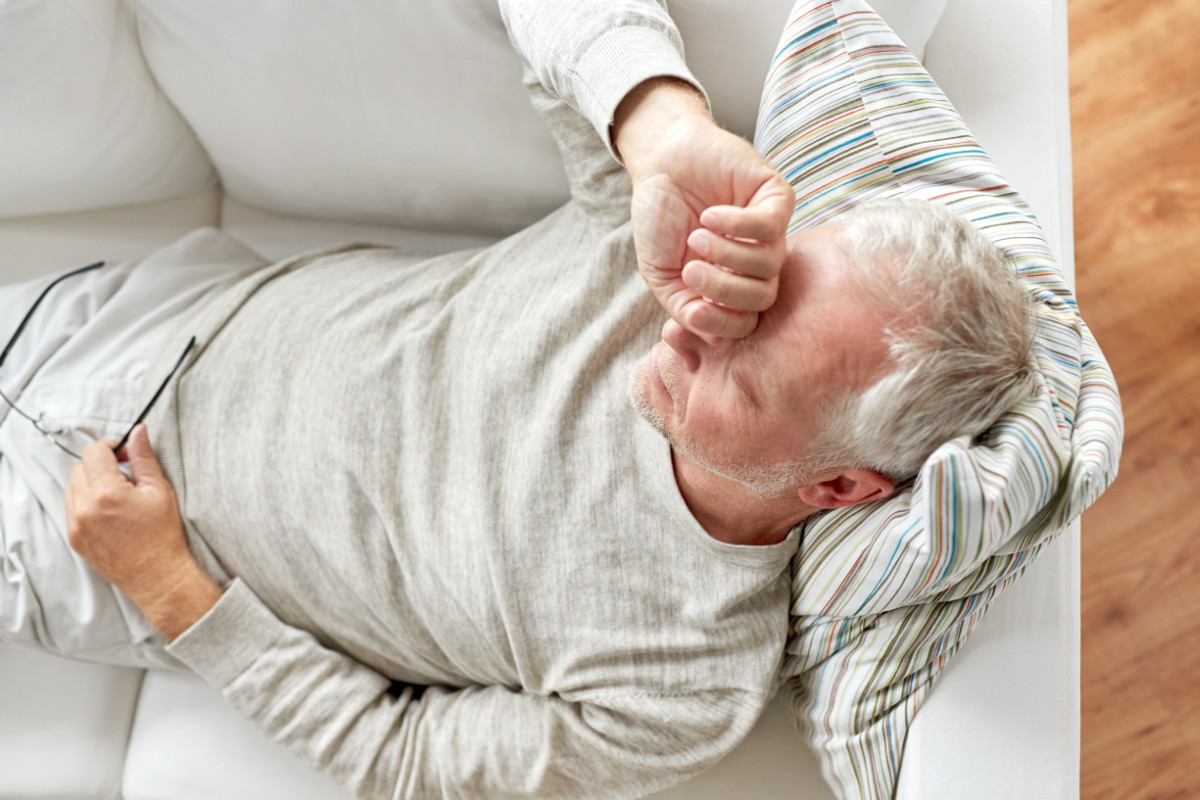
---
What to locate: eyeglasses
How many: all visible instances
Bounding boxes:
[0,261,195,459]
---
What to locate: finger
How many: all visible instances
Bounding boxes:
[67,456,87,489]
[63,480,80,543]
[125,424,167,488]
[686,229,783,281]
[80,439,126,488]
[700,177,794,242]
[65,460,86,511]
[678,296,759,341]
[65,460,89,540]
[700,202,790,243]
[681,261,779,313]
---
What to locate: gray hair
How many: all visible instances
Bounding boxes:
[808,198,1040,483]
[734,199,1038,497]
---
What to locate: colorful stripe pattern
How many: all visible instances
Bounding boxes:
[753,2,1123,798]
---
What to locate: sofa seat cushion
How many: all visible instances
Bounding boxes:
[124,669,837,800]
[218,195,499,264]
[0,644,143,800]
[123,669,350,800]
[0,190,221,283]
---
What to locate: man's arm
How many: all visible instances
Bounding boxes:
[499,0,794,342]
[613,77,795,342]
[65,430,756,799]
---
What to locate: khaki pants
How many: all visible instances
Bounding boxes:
[0,228,263,668]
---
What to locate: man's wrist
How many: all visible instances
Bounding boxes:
[612,76,711,177]
[136,563,223,642]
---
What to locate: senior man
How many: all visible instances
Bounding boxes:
[1,1,1037,798]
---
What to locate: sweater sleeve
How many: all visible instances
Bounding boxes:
[167,580,754,800]
[497,0,708,161]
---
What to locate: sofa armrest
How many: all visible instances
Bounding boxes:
[923,0,1075,274]
[897,2,1080,798]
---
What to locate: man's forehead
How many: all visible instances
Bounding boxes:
[759,227,889,399]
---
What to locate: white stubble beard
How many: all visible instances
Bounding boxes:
[626,358,803,498]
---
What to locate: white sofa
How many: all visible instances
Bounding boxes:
[0,1,1077,798]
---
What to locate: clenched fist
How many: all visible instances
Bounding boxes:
[615,78,794,342]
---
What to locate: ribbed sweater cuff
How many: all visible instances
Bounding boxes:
[572,24,709,161]
[166,578,282,688]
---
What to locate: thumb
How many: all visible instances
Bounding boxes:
[126,425,166,487]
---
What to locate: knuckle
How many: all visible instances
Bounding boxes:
[77,500,103,523]
[93,489,121,512]
[80,440,106,458]
[725,314,755,339]
[748,294,774,313]
[774,217,790,239]
[71,510,96,539]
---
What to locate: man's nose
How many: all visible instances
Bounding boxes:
[661,319,715,372]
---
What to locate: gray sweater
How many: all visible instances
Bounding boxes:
[145,2,799,797]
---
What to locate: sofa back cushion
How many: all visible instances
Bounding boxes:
[0,0,945,233]
[0,0,214,218]
[130,0,945,236]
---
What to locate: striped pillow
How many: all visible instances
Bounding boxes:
[752,2,1122,797]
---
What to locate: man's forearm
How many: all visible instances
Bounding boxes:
[612,76,711,179]
[137,563,223,641]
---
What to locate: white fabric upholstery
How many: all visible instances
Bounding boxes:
[123,669,349,800]
[0,0,213,217]
[219,195,498,264]
[0,190,220,284]
[0,645,142,799]
[131,0,573,236]
[127,0,945,239]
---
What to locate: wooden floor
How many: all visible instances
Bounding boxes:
[1070,0,1200,797]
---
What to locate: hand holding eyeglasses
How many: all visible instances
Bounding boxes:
[1,261,196,461]
[64,424,221,640]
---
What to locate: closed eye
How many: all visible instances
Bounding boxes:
[729,338,765,408]
[732,369,760,407]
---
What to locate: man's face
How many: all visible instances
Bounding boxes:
[629,224,890,490]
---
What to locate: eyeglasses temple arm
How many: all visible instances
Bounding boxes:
[0,261,104,369]
[113,336,197,455]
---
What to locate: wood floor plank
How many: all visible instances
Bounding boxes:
[1082,501,1200,660]
[1069,0,1200,796]
[1082,654,1200,800]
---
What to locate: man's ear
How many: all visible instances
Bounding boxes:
[796,469,894,509]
